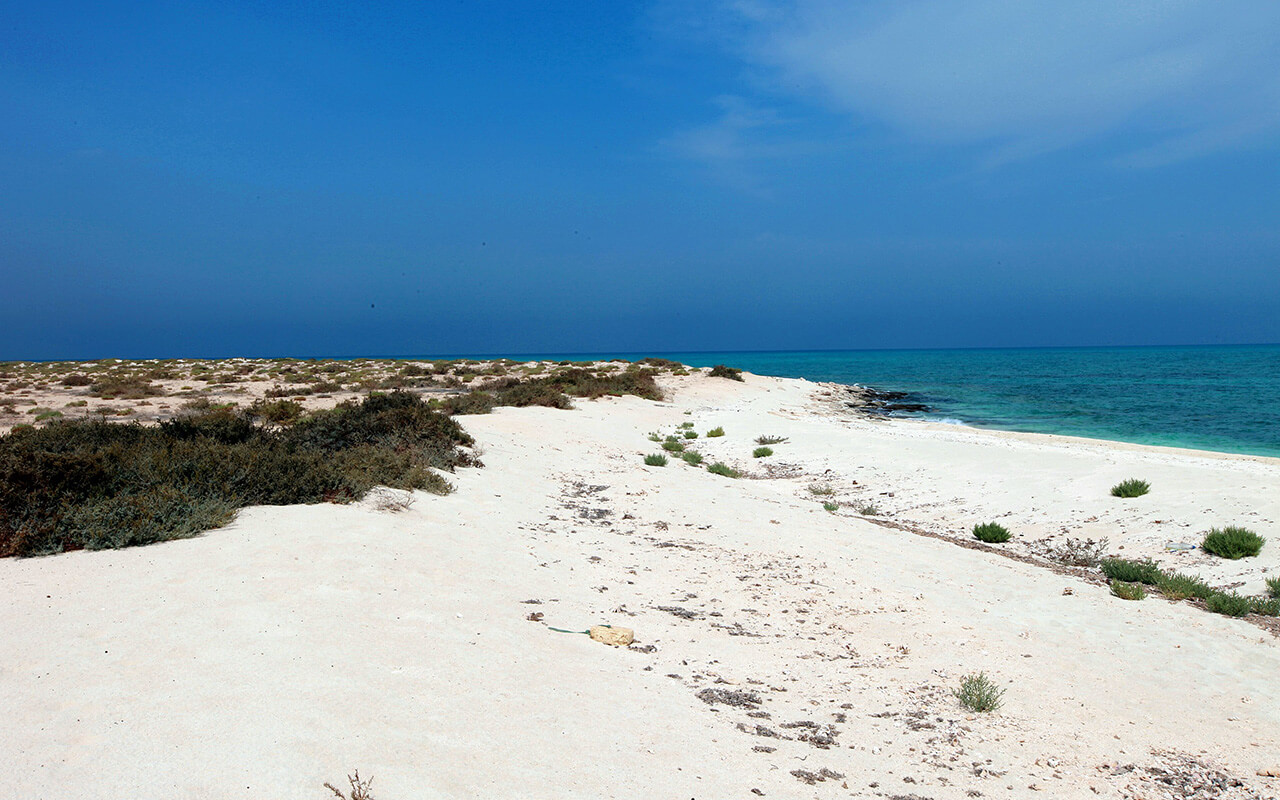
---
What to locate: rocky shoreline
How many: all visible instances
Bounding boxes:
[840,383,933,416]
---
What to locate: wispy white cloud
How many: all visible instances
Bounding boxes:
[686,0,1280,166]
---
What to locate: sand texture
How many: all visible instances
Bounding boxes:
[3,371,1278,799]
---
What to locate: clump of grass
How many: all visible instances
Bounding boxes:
[325,770,375,800]
[679,422,694,429]
[1249,597,1280,617]
[683,430,698,439]
[661,439,685,453]
[858,503,880,516]
[972,522,1011,543]
[953,672,1005,713]
[679,451,704,466]
[1205,592,1252,618]
[1110,580,1146,600]
[807,482,834,496]
[1266,576,1280,599]
[1110,478,1150,498]
[706,426,725,437]
[707,462,740,478]
[822,501,838,512]
[1201,526,1265,559]
[755,435,788,445]
[752,446,773,458]
[647,432,662,442]
[708,364,743,381]
[1154,571,1214,601]
[1100,557,1162,584]
[644,454,668,467]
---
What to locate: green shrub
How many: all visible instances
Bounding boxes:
[752,446,773,458]
[683,430,698,439]
[1248,597,1280,617]
[647,432,662,442]
[0,392,471,557]
[953,672,1005,713]
[972,522,1011,543]
[248,399,304,425]
[822,501,838,512]
[1266,576,1280,599]
[661,439,685,453]
[1101,558,1162,584]
[707,462,740,478]
[1110,580,1145,600]
[1110,479,1150,498]
[34,411,63,422]
[644,454,668,467]
[708,364,743,381]
[858,504,880,516]
[679,451,704,466]
[61,374,94,387]
[1201,526,1265,559]
[706,427,725,438]
[755,435,787,445]
[679,422,694,429]
[1155,571,1214,601]
[808,482,834,496]
[1205,592,1252,617]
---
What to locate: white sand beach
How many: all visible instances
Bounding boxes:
[3,370,1278,799]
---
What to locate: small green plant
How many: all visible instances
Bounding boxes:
[822,501,838,512]
[1110,580,1145,600]
[683,430,698,439]
[644,454,668,467]
[858,503,880,516]
[707,462,740,478]
[708,364,743,381]
[34,410,63,422]
[647,432,662,442]
[972,522,1011,543]
[953,672,1005,713]
[752,446,773,458]
[1100,558,1162,584]
[1155,571,1214,601]
[1201,526,1265,559]
[1110,479,1150,498]
[755,435,787,445]
[679,422,694,429]
[706,426,725,437]
[1205,592,1252,617]
[680,451,704,466]
[1266,576,1280,599]
[807,482,834,496]
[661,439,685,453]
[1249,597,1280,617]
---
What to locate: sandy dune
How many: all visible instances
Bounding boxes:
[3,372,1278,799]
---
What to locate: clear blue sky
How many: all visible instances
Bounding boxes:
[4,1,1279,359]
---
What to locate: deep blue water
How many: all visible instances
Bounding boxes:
[501,345,1280,458]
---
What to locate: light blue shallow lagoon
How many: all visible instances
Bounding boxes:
[508,345,1280,458]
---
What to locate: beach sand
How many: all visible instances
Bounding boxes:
[2,370,1278,798]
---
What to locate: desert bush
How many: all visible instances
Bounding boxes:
[644,454,668,467]
[808,482,834,496]
[683,430,698,439]
[708,364,743,381]
[752,446,773,458]
[1248,597,1280,617]
[755,435,788,445]
[248,399,304,425]
[1205,592,1252,617]
[707,462,740,478]
[61,374,93,387]
[858,503,880,516]
[680,451,704,466]
[1100,558,1162,584]
[0,392,470,557]
[706,426,725,437]
[89,376,165,399]
[438,391,496,415]
[1044,537,1109,568]
[1266,576,1280,599]
[661,437,685,453]
[679,421,694,429]
[822,501,838,512]
[1110,580,1145,600]
[972,522,1011,543]
[1201,526,1265,559]
[1110,479,1150,498]
[1154,571,1214,601]
[953,672,1005,712]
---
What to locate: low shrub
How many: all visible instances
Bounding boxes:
[972,522,1011,543]
[1249,597,1280,617]
[61,374,93,387]
[953,672,1005,713]
[1110,478,1150,498]
[661,439,685,453]
[752,446,773,458]
[708,364,743,381]
[1044,537,1109,568]
[1201,526,1265,559]
[706,427,725,438]
[858,503,880,516]
[683,430,698,439]
[1266,576,1280,599]
[1205,592,1252,618]
[1154,571,1214,601]
[1100,558,1162,584]
[1110,580,1145,600]
[822,501,838,512]
[679,421,694,429]
[755,435,787,445]
[808,482,834,496]
[680,451,704,466]
[248,399,305,425]
[644,454,668,467]
[647,432,662,442]
[707,462,740,478]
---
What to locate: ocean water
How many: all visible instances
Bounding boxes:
[520,345,1280,458]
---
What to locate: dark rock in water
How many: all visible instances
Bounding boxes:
[841,385,933,416]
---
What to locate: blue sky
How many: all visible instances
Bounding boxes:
[3,1,1279,358]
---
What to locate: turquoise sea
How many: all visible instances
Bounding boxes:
[513,345,1280,458]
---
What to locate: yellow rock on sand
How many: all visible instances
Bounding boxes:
[589,625,634,646]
